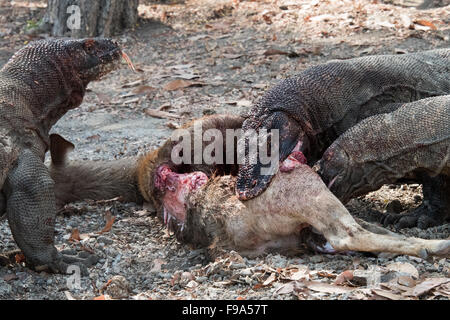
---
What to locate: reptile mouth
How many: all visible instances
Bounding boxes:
[94,49,135,79]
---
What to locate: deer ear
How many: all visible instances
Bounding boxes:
[49,134,75,166]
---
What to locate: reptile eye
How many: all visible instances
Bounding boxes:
[84,39,96,54]
[85,45,93,54]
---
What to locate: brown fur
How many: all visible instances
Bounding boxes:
[50,114,244,209]
[136,114,244,212]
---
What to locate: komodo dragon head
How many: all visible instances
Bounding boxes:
[1,38,134,133]
[3,38,131,84]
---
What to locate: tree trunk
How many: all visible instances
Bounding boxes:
[42,0,138,38]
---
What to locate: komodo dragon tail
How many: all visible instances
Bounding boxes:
[49,134,143,207]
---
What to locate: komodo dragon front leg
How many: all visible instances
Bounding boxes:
[3,150,96,272]
[317,95,450,229]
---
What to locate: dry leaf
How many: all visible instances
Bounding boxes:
[289,268,309,281]
[414,20,437,30]
[145,108,181,119]
[69,228,81,242]
[98,211,115,234]
[121,79,144,88]
[263,273,276,286]
[123,97,140,105]
[93,295,106,300]
[274,282,295,295]
[164,79,204,91]
[304,280,354,294]
[372,289,404,300]
[222,53,243,59]
[397,276,416,288]
[164,79,192,91]
[411,278,450,297]
[132,85,156,95]
[335,270,354,285]
[253,283,264,290]
[14,253,25,264]
[264,48,289,56]
[386,262,419,279]
[64,291,76,300]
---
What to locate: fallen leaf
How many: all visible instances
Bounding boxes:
[222,53,243,59]
[372,289,404,300]
[98,211,115,234]
[304,280,354,294]
[414,20,437,30]
[410,278,450,297]
[132,85,156,95]
[386,262,419,279]
[263,273,276,286]
[14,253,25,264]
[93,295,106,300]
[289,267,309,281]
[397,275,416,288]
[264,48,289,56]
[64,291,76,300]
[163,79,205,91]
[274,282,295,295]
[236,296,246,300]
[145,108,181,119]
[335,270,354,285]
[123,97,140,105]
[69,228,81,242]
[121,79,144,88]
[253,283,264,290]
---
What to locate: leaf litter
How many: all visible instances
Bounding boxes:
[0,0,448,300]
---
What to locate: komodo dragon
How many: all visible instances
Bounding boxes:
[0,38,131,273]
[317,95,450,229]
[235,49,450,228]
[48,114,450,258]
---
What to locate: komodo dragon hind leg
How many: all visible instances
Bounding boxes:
[381,174,450,229]
[3,149,97,274]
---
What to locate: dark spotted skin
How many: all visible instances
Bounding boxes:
[237,49,450,201]
[317,96,450,229]
[0,38,124,273]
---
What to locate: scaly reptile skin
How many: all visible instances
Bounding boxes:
[317,95,450,229]
[236,49,450,201]
[0,38,124,273]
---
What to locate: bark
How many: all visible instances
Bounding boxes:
[42,0,138,38]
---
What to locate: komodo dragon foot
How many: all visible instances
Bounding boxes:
[381,174,450,229]
[3,150,99,274]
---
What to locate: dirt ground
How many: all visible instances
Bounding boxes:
[0,0,449,300]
